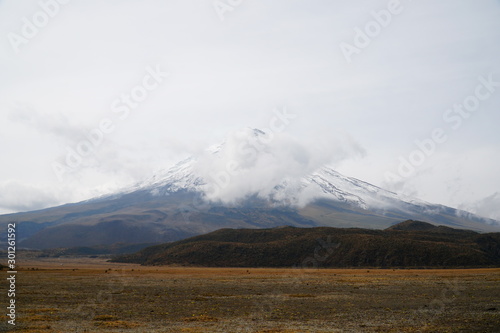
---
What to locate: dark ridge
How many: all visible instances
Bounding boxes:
[386,220,439,231]
[387,220,478,235]
[37,242,158,256]
[112,221,500,268]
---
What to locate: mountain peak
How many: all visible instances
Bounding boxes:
[385,220,480,235]
[386,220,438,231]
[3,131,499,251]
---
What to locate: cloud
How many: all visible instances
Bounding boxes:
[460,192,500,222]
[8,104,89,145]
[0,0,499,215]
[193,128,365,206]
[0,181,61,214]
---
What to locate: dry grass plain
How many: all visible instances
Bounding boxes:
[1,257,499,332]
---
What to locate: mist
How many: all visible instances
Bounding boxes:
[193,127,365,206]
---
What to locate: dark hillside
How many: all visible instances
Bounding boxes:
[112,220,500,268]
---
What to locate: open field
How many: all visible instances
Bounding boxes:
[1,257,500,332]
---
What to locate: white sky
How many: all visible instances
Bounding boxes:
[1,0,499,219]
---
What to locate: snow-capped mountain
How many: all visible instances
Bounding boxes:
[118,128,421,209]
[125,153,420,212]
[1,129,498,250]
[116,129,488,228]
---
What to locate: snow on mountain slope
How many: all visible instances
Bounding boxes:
[135,159,430,215]
[113,131,486,227]
[2,129,499,251]
[83,127,499,231]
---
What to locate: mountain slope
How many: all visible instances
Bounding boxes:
[1,129,499,249]
[112,221,500,268]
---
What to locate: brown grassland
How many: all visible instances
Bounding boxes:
[1,257,499,332]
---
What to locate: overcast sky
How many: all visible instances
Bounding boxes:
[1,0,499,220]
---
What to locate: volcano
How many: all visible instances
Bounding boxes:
[1,129,498,250]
